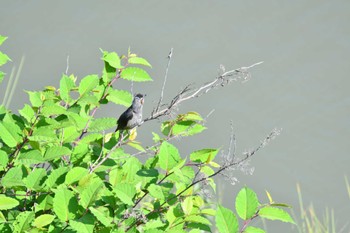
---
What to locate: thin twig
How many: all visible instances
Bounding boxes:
[155,48,173,112]
[65,55,70,75]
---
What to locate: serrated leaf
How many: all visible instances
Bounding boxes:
[127,141,145,152]
[23,168,47,191]
[121,67,152,82]
[106,89,132,107]
[235,187,259,220]
[158,142,181,172]
[148,184,165,200]
[0,121,22,147]
[60,74,75,103]
[0,51,11,66]
[41,105,67,116]
[181,197,193,215]
[33,214,55,228]
[0,150,8,171]
[243,226,266,233]
[102,50,122,69]
[89,207,112,227]
[44,167,68,189]
[1,166,24,187]
[190,148,219,163]
[44,146,71,161]
[65,167,89,185]
[80,181,104,209]
[0,195,19,210]
[185,215,211,226]
[26,91,43,107]
[78,74,99,97]
[215,205,238,233]
[53,186,78,221]
[201,208,216,216]
[89,117,116,132]
[259,206,295,224]
[114,183,136,205]
[17,149,44,166]
[19,104,35,123]
[13,211,35,233]
[69,213,94,233]
[128,57,152,67]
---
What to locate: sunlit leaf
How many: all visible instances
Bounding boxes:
[215,205,238,233]
[53,186,78,221]
[235,187,259,220]
[106,89,132,107]
[121,67,152,82]
[33,214,55,228]
[0,195,19,210]
[259,206,295,224]
[158,142,181,172]
[128,57,152,67]
[78,74,99,97]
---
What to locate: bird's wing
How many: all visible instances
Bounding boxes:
[116,107,134,131]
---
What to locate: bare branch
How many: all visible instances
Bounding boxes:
[144,61,263,124]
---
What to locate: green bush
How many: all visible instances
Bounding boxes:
[0,35,294,232]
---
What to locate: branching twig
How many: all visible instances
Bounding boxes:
[155,48,173,113]
[144,61,263,124]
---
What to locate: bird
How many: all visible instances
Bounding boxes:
[115,93,145,134]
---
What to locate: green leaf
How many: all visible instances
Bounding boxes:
[243,226,266,233]
[0,35,7,46]
[190,148,219,163]
[65,167,89,185]
[148,184,165,200]
[23,168,47,191]
[127,141,145,152]
[114,183,136,205]
[41,104,67,116]
[1,166,24,187]
[235,187,259,220]
[120,67,152,82]
[13,211,35,233]
[258,206,295,224]
[78,74,99,97]
[0,150,8,171]
[185,215,211,226]
[102,50,122,69]
[44,167,68,189]
[0,121,22,147]
[44,146,71,161]
[26,91,43,107]
[19,104,35,123]
[59,74,75,103]
[89,117,116,132]
[181,197,193,215]
[128,57,152,67]
[0,51,11,66]
[215,205,238,233]
[106,89,132,107]
[0,195,19,210]
[80,181,104,209]
[53,186,78,221]
[158,142,181,172]
[89,207,112,227]
[17,149,44,166]
[69,213,95,233]
[33,214,55,228]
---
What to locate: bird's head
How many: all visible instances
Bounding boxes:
[132,93,145,109]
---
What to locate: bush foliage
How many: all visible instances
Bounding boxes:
[0,35,294,232]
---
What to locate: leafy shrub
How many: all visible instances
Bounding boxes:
[0,35,294,232]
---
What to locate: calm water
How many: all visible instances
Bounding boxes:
[1,1,350,232]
